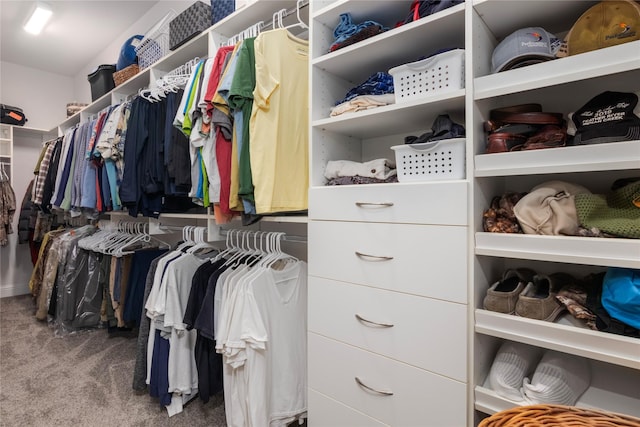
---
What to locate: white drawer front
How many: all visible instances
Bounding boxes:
[309,182,468,225]
[308,277,467,382]
[308,333,467,427]
[308,389,388,427]
[308,221,468,303]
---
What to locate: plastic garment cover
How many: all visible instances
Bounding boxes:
[54,239,106,336]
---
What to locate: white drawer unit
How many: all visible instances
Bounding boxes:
[308,389,389,427]
[308,333,467,427]
[309,182,468,225]
[308,276,467,381]
[308,221,468,304]
[308,1,471,423]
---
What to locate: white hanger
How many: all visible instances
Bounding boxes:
[0,162,8,181]
[186,226,215,254]
[284,0,308,31]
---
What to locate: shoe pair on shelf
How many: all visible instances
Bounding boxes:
[488,341,590,406]
[483,268,576,322]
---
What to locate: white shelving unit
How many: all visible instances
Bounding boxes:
[470,0,640,425]
[0,124,57,184]
[0,125,12,183]
[309,1,469,425]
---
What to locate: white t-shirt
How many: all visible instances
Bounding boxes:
[236,261,308,427]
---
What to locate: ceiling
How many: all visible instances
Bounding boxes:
[0,1,158,77]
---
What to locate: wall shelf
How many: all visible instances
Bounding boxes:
[475,233,640,269]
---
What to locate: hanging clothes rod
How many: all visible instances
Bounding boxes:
[225,0,309,44]
[261,0,309,32]
[218,228,307,244]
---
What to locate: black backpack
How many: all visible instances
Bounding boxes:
[1,104,28,126]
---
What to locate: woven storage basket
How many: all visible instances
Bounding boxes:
[113,64,140,86]
[478,404,640,427]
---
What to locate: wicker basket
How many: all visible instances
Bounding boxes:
[479,405,640,427]
[113,64,140,86]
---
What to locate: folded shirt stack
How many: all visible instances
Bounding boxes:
[329,13,388,52]
[330,94,395,117]
[331,72,395,117]
[324,159,398,186]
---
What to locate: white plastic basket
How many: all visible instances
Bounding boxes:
[389,49,465,103]
[135,10,176,69]
[390,138,466,182]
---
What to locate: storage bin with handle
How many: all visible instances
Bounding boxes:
[389,49,465,103]
[391,138,466,182]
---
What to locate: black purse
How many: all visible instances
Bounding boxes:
[1,104,28,126]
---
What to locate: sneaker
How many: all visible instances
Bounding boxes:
[515,273,575,322]
[523,350,591,406]
[483,268,536,314]
[488,340,542,402]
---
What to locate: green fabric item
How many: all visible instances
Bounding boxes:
[201,147,209,207]
[182,60,204,137]
[228,38,256,204]
[575,179,640,238]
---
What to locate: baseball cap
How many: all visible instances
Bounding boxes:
[571,91,640,145]
[491,27,560,74]
[566,0,640,56]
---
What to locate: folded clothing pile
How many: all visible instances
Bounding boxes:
[400,0,465,26]
[404,114,465,144]
[484,103,567,153]
[324,159,398,186]
[329,13,388,53]
[330,72,394,117]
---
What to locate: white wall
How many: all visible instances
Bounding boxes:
[73,0,193,103]
[1,1,196,297]
[0,61,74,131]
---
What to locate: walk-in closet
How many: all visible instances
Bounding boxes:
[1,1,638,426]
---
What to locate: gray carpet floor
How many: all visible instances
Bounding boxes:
[0,294,227,426]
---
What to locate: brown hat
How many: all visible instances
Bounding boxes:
[566,0,640,56]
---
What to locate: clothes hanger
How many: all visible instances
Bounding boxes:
[0,163,8,182]
[264,232,298,270]
[186,226,216,254]
[282,0,308,39]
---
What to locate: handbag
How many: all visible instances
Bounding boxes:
[1,104,28,126]
[513,181,591,235]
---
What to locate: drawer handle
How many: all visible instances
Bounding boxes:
[355,314,394,328]
[355,377,394,396]
[355,202,394,208]
[355,251,394,261]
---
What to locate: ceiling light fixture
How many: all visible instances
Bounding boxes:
[24,3,53,35]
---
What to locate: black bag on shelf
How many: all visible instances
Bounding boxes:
[0,104,28,126]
